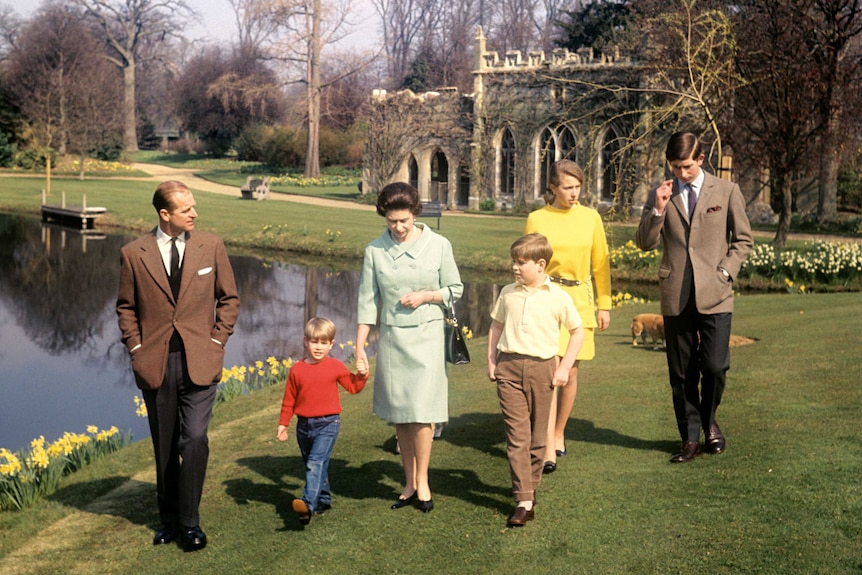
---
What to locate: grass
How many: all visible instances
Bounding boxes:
[1,171,846,289]
[1,161,860,572]
[0,293,860,574]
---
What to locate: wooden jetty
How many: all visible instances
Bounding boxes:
[40,191,107,230]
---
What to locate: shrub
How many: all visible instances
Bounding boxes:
[234,124,275,163]
[263,127,304,169]
[479,198,496,211]
[90,139,124,161]
[14,146,56,170]
[0,131,16,167]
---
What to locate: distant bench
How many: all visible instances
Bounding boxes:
[240,176,270,200]
[421,200,443,229]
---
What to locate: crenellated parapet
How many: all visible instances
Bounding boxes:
[475,27,628,73]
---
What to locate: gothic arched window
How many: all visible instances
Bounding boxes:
[499,128,516,197]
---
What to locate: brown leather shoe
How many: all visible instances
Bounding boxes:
[507,506,535,527]
[670,440,702,463]
[705,423,726,454]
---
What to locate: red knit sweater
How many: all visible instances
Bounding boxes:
[278,357,368,427]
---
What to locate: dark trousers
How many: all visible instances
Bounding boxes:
[664,298,732,443]
[143,350,216,528]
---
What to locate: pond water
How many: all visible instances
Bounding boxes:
[0,213,505,453]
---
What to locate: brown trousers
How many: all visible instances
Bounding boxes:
[494,353,555,502]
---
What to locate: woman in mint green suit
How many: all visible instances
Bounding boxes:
[356,183,462,513]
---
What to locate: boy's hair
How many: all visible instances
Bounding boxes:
[665,131,702,162]
[305,317,336,341]
[510,233,553,264]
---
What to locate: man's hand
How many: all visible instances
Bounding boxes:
[654,179,673,214]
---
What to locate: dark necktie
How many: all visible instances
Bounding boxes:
[687,184,698,220]
[169,237,181,299]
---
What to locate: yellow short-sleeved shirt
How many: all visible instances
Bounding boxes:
[490,277,582,360]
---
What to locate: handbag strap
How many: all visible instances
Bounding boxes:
[446,287,458,324]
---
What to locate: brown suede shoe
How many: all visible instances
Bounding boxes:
[507,506,535,527]
[670,440,702,463]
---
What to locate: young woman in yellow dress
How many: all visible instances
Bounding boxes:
[525,159,612,473]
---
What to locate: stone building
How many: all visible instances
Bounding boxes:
[363,28,655,213]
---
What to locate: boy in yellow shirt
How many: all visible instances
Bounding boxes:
[487,233,584,527]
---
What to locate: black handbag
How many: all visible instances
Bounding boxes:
[444,287,470,365]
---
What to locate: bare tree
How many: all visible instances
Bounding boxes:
[229,0,287,57]
[70,0,195,152]
[371,0,440,87]
[805,0,862,224]
[0,3,21,64]
[4,4,124,190]
[236,0,369,177]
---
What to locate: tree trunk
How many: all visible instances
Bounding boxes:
[817,112,840,223]
[122,59,138,152]
[304,0,321,179]
[773,179,792,248]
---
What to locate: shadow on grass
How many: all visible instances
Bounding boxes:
[227,449,513,527]
[48,476,161,530]
[441,411,676,455]
[569,418,678,454]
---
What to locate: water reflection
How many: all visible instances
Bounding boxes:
[0,214,502,453]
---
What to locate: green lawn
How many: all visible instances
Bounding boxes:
[1,293,860,574]
[1,167,861,573]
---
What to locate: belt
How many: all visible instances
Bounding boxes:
[549,276,583,287]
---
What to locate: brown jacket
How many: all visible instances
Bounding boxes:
[636,171,753,316]
[116,229,240,390]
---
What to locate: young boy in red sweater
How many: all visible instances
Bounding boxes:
[277,317,369,525]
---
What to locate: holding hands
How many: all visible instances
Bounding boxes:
[355,351,369,375]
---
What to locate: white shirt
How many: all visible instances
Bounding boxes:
[156,227,186,275]
[680,171,705,217]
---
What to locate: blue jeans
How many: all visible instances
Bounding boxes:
[295,415,340,513]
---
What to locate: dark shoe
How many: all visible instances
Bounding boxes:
[181,525,207,551]
[415,499,434,513]
[542,461,557,474]
[293,498,311,525]
[390,493,416,509]
[555,443,567,457]
[507,506,535,527]
[313,503,332,516]
[670,440,702,463]
[152,524,178,546]
[705,423,726,454]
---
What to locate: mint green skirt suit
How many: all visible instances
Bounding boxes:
[357,223,463,424]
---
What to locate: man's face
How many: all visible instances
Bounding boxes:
[160,191,197,236]
[668,153,704,185]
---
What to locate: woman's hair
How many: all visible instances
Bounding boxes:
[376,182,422,217]
[545,159,585,204]
[510,233,553,264]
[305,317,337,341]
[665,132,702,163]
[152,180,190,213]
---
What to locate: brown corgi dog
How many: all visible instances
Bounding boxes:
[631,313,665,349]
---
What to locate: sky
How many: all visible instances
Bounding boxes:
[3,0,379,51]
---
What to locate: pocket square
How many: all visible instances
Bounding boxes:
[197,267,213,275]
[706,206,722,213]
